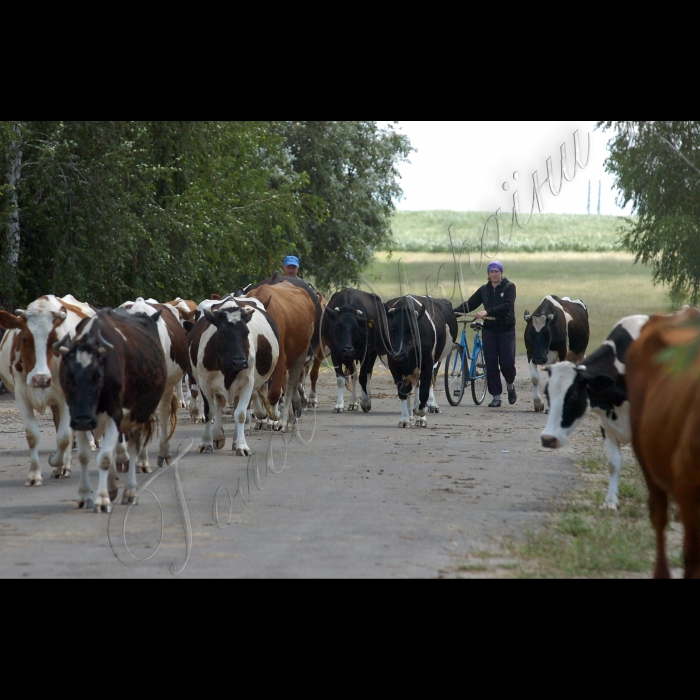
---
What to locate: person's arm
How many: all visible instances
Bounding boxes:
[485,282,516,317]
[454,288,484,315]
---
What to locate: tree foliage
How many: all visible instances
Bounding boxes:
[599,121,700,304]
[0,121,410,308]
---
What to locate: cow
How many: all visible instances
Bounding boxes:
[245,283,316,432]
[0,295,96,487]
[322,288,384,413]
[189,300,280,455]
[626,306,700,579]
[540,315,650,510]
[523,295,590,412]
[55,308,167,513]
[241,272,326,409]
[382,295,457,428]
[121,298,190,470]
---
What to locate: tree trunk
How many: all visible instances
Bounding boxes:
[5,123,22,268]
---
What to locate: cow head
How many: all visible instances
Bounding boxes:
[204,305,255,378]
[524,310,559,365]
[0,301,67,390]
[384,299,426,363]
[55,324,114,432]
[324,305,367,362]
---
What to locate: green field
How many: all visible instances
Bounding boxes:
[389,210,632,253]
[361,251,673,355]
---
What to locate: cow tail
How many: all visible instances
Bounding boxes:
[167,391,179,443]
[258,390,278,422]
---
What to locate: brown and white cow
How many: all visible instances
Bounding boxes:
[0,295,95,486]
[121,298,190,470]
[246,283,316,432]
[189,300,280,455]
[55,308,167,513]
[523,295,590,412]
[626,307,700,579]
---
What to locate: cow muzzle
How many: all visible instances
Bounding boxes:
[71,416,98,432]
[541,435,560,449]
[230,359,249,372]
[31,375,52,389]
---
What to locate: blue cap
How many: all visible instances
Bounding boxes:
[488,261,504,273]
[284,256,300,268]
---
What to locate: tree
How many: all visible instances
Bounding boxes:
[599,121,700,304]
[280,121,412,291]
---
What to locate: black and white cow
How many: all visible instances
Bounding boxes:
[322,288,383,413]
[540,315,649,510]
[383,296,457,428]
[55,308,168,513]
[188,300,280,456]
[523,295,590,412]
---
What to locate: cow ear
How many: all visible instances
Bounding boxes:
[52,334,71,357]
[204,309,217,326]
[211,294,222,301]
[183,321,195,334]
[243,308,256,323]
[416,306,426,321]
[0,310,23,330]
[549,311,558,324]
[151,310,163,324]
[524,311,532,322]
[387,308,396,316]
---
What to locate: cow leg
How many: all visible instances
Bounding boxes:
[233,383,255,457]
[94,421,121,514]
[157,389,179,468]
[176,378,186,409]
[122,434,141,506]
[115,434,129,473]
[427,385,439,414]
[359,352,377,413]
[197,388,216,453]
[16,399,43,487]
[49,399,73,479]
[413,366,432,428]
[212,396,226,450]
[136,436,151,474]
[602,431,623,511]
[283,360,306,432]
[348,369,360,412]
[333,361,346,413]
[647,479,671,579]
[529,361,545,412]
[308,355,322,408]
[76,430,95,510]
[189,383,203,424]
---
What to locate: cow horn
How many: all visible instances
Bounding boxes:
[52,334,71,356]
[576,365,587,373]
[53,310,67,322]
[524,314,532,322]
[97,330,114,355]
[388,309,396,316]
[335,307,341,312]
[548,314,554,321]
[356,310,363,316]
[14,309,28,320]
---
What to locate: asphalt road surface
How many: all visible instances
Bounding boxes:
[0,356,579,578]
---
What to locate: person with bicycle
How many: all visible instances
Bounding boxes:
[454,261,517,408]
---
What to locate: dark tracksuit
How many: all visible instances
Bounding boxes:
[454,278,517,399]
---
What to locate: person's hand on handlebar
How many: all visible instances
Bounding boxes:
[474,311,489,320]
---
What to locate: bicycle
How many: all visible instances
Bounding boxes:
[444,315,492,406]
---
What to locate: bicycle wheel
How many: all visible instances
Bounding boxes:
[444,344,467,406]
[471,346,488,405]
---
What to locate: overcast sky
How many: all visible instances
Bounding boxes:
[381,121,632,216]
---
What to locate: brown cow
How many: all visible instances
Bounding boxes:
[626,306,700,579]
[246,283,316,432]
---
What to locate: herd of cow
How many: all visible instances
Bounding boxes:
[1,276,699,579]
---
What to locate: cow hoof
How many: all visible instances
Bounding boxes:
[235,448,251,457]
[398,421,411,429]
[109,487,119,503]
[121,491,138,506]
[198,445,214,455]
[138,465,152,475]
[116,462,129,474]
[93,503,112,515]
[419,418,428,428]
[361,402,372,413]
[349,403,359,412]
[157,456,173,468]
[214,439,226,451]
[600,502,619,512]
[333,406,344,414]
[25,476,43,487]
[428,405,436,414]
[77,497,94,510]
[534,406,545,413]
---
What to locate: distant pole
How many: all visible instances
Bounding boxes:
[597,180,602,215]
[587,180,591,214]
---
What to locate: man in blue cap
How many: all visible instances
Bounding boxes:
[454,261,517,408]
[283,255,301,279]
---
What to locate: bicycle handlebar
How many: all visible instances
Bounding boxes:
[456,314,495,322]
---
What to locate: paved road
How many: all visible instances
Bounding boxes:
[0,356,578,578]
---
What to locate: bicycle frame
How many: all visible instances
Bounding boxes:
[451,323,483,381]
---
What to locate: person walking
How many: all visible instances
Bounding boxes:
[454,261,517,408]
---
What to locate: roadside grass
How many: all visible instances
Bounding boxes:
[362,251,674,354]
[511,450,684,579]
[390,211,633,253]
